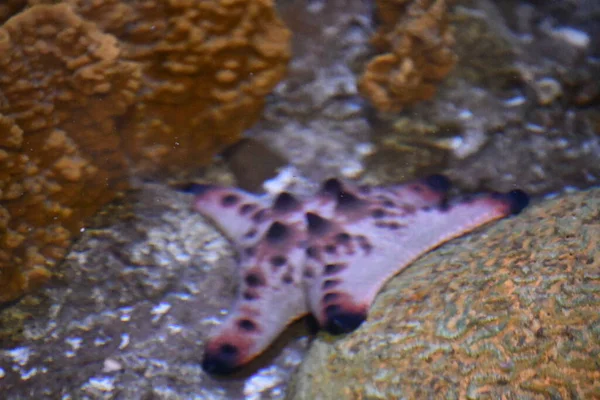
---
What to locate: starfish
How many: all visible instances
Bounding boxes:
[183,175,528,375]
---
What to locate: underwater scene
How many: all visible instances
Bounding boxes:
[0,0,599,398]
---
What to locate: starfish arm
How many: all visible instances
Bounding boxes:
[369,174,452,209]
[185,184,271,247]
[201,219,309,375]
[306,189,529,334]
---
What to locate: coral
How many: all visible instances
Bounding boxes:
[0,4,141,303]
[359,0,457,112]
[0,0,27,24]
[0,0,290,303]
[289,188,600,399]
[35,0,292,176]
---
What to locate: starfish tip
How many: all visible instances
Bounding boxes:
[324,310,367,335]
[202,343,242,376]
[506,189,529,215]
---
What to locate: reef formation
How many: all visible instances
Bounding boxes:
[0,0,290,303]
[359,0,457,112]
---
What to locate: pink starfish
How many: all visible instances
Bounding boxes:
[184,175,528,375]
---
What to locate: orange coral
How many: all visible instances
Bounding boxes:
[38,0,292,176]
[359,0,456,112]
[0,0,27,24]
[0,0,290,303]
[0,4,141,302]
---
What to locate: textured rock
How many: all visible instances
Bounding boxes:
[0,180,309,399]
[0,4,140,303]
[365,0,600,195]
[247,0,375,182]
[288,187,600,399]
[359,0,457,112]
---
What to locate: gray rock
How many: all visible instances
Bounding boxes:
[0,183,309,399]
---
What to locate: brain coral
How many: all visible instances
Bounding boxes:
[359,0,457,112]
[0,4,140,303]
[289,188,600,399]
[34,0,292,176]
[0,0,290,303]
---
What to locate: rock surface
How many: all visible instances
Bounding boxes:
[1,0,599,398]
[288,187,600,400]
[0,181,310,399]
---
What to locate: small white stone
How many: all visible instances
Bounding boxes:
[102,358,123,373]
[504,95,526,107]
[86,376,115,392]
[552,27,590,48]
[118,333,130,350]
[263,166,296,194]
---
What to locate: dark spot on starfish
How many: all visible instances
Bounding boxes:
[322,279,340,290]
[501,189,529,215]
[265,222,288,243]
[221,194,239,207]
[244,228,257,239]
[324,308,367,334]
[439,198,450,212]
[252,209,267,224]
[422,206,432,212]
[304,267,315,279]
[324,263,346,275]
[357,235,373,253]
[383,199,395,208]
[324,244,336,254]
[335,232,351,244]
[306,212,331,236]
[402,204,417,214]
[387,222,402,230]
[411,184,423,193]
[375,221,402,230]
[306,246,319,259]
[273,192,300,212]
[324,304,341,315]
[322,292,339,303]
[237,319,257,332]
[244,247,255,257]
[336,191,363,211]
[243,290,259,301]
[270,255,287,268]
[282,274,294,284]
[321,178,343,197]
[375,221,386,229]
[202,343,240,375]
[424,174,451,193]
[358,185,371,194]
[245,272,265,287]
[371,208,385,219]
[462,194,475,204]
[239,203,257,216]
